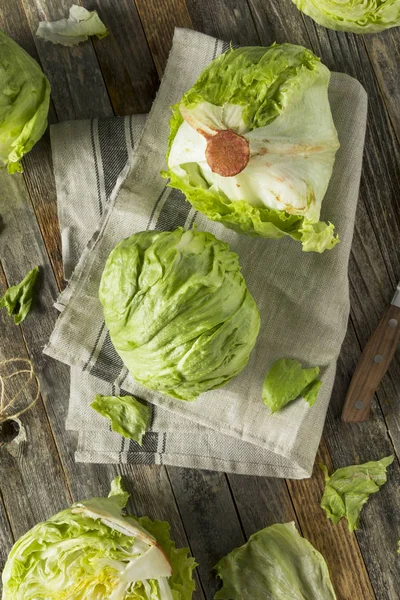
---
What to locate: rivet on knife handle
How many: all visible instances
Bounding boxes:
[341,284,400,423]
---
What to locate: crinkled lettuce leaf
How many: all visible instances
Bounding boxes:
[0,266,39,324]
[291,0,400,34]
[36,5,109,46]
[91,394,151,445]
[166,45,339,253]
[262,358,321,413]
[2,477,196,600]
[320,455,394,532]
[0,31,50,174]
[214,522,337,599]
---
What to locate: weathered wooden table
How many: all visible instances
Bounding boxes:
[0,1,400,598]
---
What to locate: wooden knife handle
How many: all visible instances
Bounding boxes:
[341,303,400,422]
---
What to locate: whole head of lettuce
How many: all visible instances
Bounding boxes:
[99,228,260,401]
[291,0,400,34]
[0,30,50,174]
[165,44,340,253]
[2,477,196,599]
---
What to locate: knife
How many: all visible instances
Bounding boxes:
[341,282,400,422]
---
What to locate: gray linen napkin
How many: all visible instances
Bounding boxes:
[46,28,367,478]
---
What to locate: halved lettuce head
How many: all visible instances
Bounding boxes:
[99,228,260,401]
[214,522,337,599]
[165,45,340,253]
[291,1,400,34]
[0,30,50,174]
[2,477,196,599]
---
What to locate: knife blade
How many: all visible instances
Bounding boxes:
[341,282,400,422]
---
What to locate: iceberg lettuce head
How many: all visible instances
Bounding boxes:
[291,0,400,34]
[166,44,340,253]
[0,30,50,174]
[2,477,196,599]
[99,228,260,401]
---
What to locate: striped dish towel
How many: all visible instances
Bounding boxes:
[46,28,367,478]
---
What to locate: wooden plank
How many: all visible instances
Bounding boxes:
[167,468,245,599]
[0,257,72,535]
[185,0,259,46]
[20,0,113,120]
[227,475,299,534]
[134,0,193,76]
[81,0,160,114]
[287,440,376,599]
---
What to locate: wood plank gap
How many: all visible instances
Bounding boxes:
[244,0,263,45]
[223,473,249,539]
[164,467,207,600]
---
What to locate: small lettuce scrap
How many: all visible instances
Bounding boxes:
[214,522,337,599]
[36,5,109,46]
[0,266,39,325]
[262,358,321,413]
[2,476,197,599]
[320,455,394,532]
[291,0,400,34]
[91,394,151,445]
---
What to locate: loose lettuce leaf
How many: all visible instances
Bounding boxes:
[214,522,336,599]
[0,31,50,173]
[91,394,151,445]
[0,266,39,324]
[99,228,260,401]
[262,358,321,413]
[36,5,109,46]
[166,45,340,253]
[291,0,400,34]
[320,455,394,532]
[2,477,196,599]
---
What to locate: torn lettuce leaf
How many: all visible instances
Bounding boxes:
[291,0,400,34]
[36,5,109,46]
[320,455,394,533]
[0,30,50,174]
[0,266,39,325]
[214,522,336,599]
[2,476,197,599]
[166,44,340,253]
[262,358,321,413]
[91,394,151,445]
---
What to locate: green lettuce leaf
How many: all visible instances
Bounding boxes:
[165,44,340,253]
[36,5,109,46]
[2,477,196,599]
[320,455,394,532]
[291,0,400,34]
[91,394,151,445]
[262,358,321,413]
[0,31,50,174]
[99,228,260,401]
[214,522,336,599]
[0,266,39,324]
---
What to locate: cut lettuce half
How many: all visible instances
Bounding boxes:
[320,455,394,532]
[36,5,109,46]
[91,394,151,445]
[291,0,400,34]
[262,358,321,413]
[2,477,196,599]
[214,522,337,599]
[165,45,340,253]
